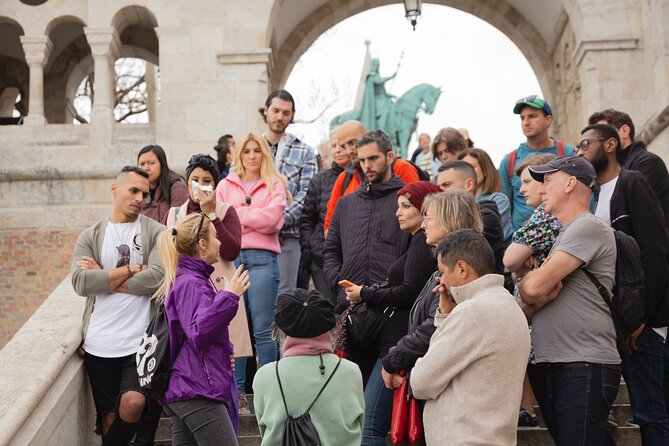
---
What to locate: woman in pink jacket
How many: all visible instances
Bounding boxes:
[215,132,289,414]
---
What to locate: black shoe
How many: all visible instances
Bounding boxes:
[518,409,538,427]
[607,410,618,428]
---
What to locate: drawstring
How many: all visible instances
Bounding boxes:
[319,352,325,375]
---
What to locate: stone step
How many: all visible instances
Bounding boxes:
[518,426,640,446]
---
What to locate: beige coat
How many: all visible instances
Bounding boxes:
[411,274,530,446]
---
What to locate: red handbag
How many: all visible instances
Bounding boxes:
[390,372,424,445]
[390,373,409,444]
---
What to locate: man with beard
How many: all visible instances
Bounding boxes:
[260,90,317,296]
[577,124,669,445]
[323,130,411,381]
[71,166,165,445]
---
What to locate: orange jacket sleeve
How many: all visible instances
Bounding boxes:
[324,172,346,231]
[394,159,420,184]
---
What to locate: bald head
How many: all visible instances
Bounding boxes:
[337,120,367,164]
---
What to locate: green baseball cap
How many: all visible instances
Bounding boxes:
[513,95,553,116]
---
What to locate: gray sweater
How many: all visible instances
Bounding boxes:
[70,216,165,339]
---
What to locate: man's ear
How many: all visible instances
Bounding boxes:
[605,137,618,155]
[618,124,631,141]
[386,150,395,165]
[465,177,475,193]
[546,114,553,128]
[111,182,117,198]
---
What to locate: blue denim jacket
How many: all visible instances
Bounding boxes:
[274,133,317,238]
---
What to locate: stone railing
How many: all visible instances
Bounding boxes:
[0,275,97,446]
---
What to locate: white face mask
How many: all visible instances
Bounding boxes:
[191,180,213,202]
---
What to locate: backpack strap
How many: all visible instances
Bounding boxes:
[275,356,342,417]
[582,268,620,335]
[341,172,354,195]
[507,149,518,179]
[557,139,565,156]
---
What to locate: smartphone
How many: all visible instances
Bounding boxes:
[338,280,356,288]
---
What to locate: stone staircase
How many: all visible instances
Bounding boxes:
[152,382,640,445]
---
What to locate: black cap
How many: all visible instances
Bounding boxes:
[274,289,336,338]
[528,155,598,191]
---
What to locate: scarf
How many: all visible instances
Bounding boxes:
[282,333,334,358]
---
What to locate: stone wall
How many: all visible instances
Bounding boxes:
[0,229,81,348]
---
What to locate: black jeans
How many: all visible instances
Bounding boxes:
[164,398,238,446]
[529,362,621,445]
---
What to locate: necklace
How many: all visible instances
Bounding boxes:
[242,178,261,205]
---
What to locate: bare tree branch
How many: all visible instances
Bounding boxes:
[293,98,339,124]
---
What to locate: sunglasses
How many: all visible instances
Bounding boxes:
[516,95,544,107]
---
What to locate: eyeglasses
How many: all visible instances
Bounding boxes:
[116,244,130,267]
[192,213,206,244]
[575,138,606,153]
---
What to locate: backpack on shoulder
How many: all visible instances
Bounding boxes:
[275,356,342,446]
[583,230,645,346]
[136,303,175,400]
[506,139,565,179]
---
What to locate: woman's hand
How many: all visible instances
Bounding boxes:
[345,285,363,303]
[222,264,251,297]
[198,189,216,215]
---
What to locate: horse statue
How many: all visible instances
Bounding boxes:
[330,83,441,159]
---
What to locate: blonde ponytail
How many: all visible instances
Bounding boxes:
[153,213,212,301]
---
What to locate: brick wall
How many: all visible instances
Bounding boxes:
[0,229,83,348]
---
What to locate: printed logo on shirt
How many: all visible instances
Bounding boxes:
[132,234,143,256]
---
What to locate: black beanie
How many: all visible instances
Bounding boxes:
[185,154,220,185]
[274,289,336,338]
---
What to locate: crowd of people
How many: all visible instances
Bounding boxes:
[70,89,669,446]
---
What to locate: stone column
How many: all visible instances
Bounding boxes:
[84,27,120,148]
[20,36,53,126]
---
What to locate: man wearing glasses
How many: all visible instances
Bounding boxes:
[71,165,165,446]
[577,124,669,445]
[323,120,420,233]
[498,95,574,232]
[588,108,669,228]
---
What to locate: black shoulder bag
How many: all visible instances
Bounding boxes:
[275,356,342,446]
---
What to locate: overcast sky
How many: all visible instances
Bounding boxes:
[284,3,543,165]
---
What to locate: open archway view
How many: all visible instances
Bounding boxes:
[73,57,160,124]
[284,3,543,165]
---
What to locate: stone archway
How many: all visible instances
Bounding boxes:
[266,0,579,138]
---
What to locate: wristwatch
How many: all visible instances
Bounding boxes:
[206,212,217,221]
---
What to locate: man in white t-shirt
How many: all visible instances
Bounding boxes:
[577,123,669,444]
[71,166,165,446]
[518,155,620,444]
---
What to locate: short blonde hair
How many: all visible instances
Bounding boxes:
[422,191,483,234]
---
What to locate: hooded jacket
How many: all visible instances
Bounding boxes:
[162,256,240,430]
[299,162,346,266]
[215,173,286,254]
[323,175,411,313]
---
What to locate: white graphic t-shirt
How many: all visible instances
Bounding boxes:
[83,218,151,357]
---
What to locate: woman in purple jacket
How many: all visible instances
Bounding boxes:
[154,212,250,445]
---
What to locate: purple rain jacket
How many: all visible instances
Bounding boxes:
[161,255,240,432]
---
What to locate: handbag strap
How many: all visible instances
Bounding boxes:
[275,355,342,417]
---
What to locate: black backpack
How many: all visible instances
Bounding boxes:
[583,230,645,340]
[405,159,431,181]
[275,356,341,446]
[136,304,174,400]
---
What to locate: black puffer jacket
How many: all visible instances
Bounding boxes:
[382,270,439,374]
[299,163,346,266]
[620,141,669,227]
[323,175,411,313]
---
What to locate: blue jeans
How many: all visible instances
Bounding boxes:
[362,359,394,446]
[234,249,279,392]
[529,362,621,445]
[623,326,669,444]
